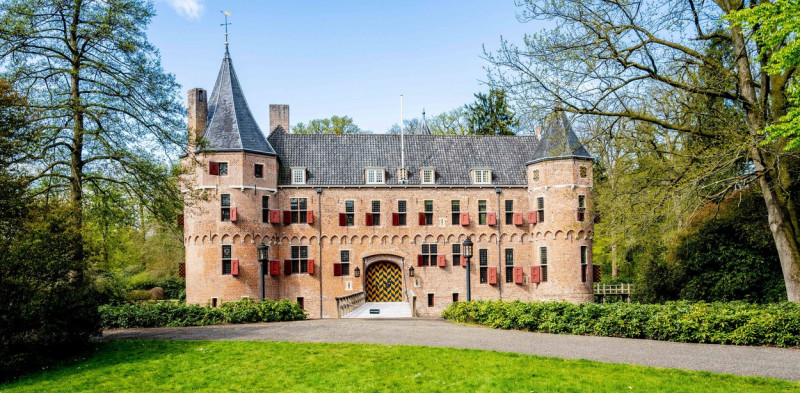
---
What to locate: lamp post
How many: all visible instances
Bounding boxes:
[462,237,473,301]
[257,242,269,301]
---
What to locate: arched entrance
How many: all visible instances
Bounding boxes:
[365,261,402,302]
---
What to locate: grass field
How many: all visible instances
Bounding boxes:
[1,340,798,392]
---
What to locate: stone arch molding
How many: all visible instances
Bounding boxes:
[363,253,405,270]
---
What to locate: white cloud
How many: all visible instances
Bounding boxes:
[163,0,204,20]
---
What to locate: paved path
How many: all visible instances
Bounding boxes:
[345,302,411,318]
[103,318,800,381]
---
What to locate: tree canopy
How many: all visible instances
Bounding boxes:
[486,0,800,301]
[293,115,366,134]
[0,0,185,265]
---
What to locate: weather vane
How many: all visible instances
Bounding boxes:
[221,11,231,51]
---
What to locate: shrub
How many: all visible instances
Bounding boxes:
[148,287,165,300]
[0,204,101,382]
[128,277,185,300]
[99,298,306,329]
[441,300,800,347]
[126,290,153,302]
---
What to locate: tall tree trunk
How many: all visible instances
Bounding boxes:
[69,2,85,270]
[727,13,800,301]
[611,243,619,279]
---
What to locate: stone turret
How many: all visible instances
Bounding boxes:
[526,110,594,302]
[183,50,280,306]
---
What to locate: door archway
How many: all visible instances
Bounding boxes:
[365,261,402,302]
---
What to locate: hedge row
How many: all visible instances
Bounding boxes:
[99,298,306,329]
[441,300,800,347]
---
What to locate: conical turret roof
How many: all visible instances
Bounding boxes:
[419,109,432,135]
[527,109,590,164]
[197,51,276,155]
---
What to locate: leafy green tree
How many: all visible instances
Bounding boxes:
[731,1,800,151]
[464,89,518,135]
[487,0,800,302]
[293,115,366,134]
[0,0,185,267]
[0,79,100,381]
[673,189,785,303]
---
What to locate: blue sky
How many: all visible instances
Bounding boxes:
[149,1,539,133]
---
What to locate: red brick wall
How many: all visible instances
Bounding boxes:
[182,152,594,318]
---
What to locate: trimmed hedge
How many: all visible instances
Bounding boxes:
[100,298,306,329]
[441,300,800,347]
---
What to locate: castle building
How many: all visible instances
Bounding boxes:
[181,50,595,318]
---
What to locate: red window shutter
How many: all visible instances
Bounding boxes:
[333,263,342,276]
[307,260,315,275]
[177,214,184,227]
[530,266,541,284]
[437,254,446,267]
[417,254,424,267]
[488,267,497,284]
[461,255,467,267]
[307,210,314,224]
[513,212,523,226]
[270,260,280,276]
[487,212,497,226]
[283,210,291,225]
[208,161,219,175]
[230,207,238,222]
[418,212,426,225]
[284,260,292,275]
[392,213,400,226]
[514,266,523,284]
[365,212,373,226]
[527,211,538,224]
[270,209,281,224]
[178,263,186,278]
[577,210,582,221]
[231,260,239,276]
[339,213,347,226]
[460,212,469,226]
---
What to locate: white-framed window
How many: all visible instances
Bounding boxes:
[420,168,435,184]
[365,168,385,184]
[291,167,306,184]
[472,169,492,184]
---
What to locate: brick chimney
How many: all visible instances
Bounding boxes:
[187,88,207,153]
[270,104,290,134]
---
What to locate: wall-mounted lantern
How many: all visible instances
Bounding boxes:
[408,266,415,277]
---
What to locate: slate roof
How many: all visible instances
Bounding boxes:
[197,51,276,155]
[268,132,541,186]
[527,110,591,164]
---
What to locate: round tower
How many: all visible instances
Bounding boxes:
[526,111,594,302]
[181,51,280,306]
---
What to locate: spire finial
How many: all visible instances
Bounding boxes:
[221,11,231,52]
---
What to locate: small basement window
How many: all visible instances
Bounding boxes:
[365,168,385,184]
[472,169,491,184]
[291,167,306,185]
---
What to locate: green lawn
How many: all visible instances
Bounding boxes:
[1,340,797,393]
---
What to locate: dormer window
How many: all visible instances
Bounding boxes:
[365,168,385,184]
[291,167,306,185]
[472,169,492,184]
[420,168,435,184]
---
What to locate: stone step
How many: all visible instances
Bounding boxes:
[344,302,412,318]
